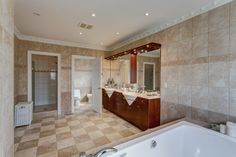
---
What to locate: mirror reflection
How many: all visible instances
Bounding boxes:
[137,49,160,91]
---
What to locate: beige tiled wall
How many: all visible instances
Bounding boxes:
[0,0,14,156]
[108,1,236,124]
[14,38,106,114]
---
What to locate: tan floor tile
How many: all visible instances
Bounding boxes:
[101,127,115,134]
[55,122,67,128]
[67,120,80,126]
[76,141,96,152]
[37,142,57,156]
[58,145,78,157]
[56,132,72,141]
[38,135,56,146]
[37,151,58,157]
[14,136,21,144]
[119,129,134,137]
[42,121,55,126]
[56,126,70,134]
[55,119,67,124]
[96,123,110,129]
[41,124,55,132]
[24,128,41,135]
[80,121,94,127]
[69,124,82,130]
[15,147,37,157]
[21,132,40,143]
[17,139,38,151]
[88,131,104,139]
[14,108,141,157]
[27,123,42,129]
[71,129,87,137]
[93,136,110,146]
[74,134,91,144]
[15,130,25,138]
[107,121,119,126]
[57,137,75,150]
[106,133,123,141]
[92,119,104,125]
[42,117,55,123]
[84,126,98,132]
[40,129,56,138]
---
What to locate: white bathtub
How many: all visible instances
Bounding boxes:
[109,121,236,157]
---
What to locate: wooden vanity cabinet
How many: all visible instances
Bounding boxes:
[102,89,160,130]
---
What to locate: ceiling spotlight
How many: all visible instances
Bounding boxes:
[91,13,96,17]
[116,32,120,35]
[145,13,150,16]
[79,32,83,35]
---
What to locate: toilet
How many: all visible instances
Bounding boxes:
[74,89,81,108]
[87,94,93,104]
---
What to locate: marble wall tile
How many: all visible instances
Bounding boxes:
[209,62,229,87]
[191,64,208,86]
[191,107,209,122]
[229,61,236,88]
[166,25,180,43]
[179,19,193,41]
[208,111,228,123]
[192,34,208,58]
[230,88,236,116]
[230,0,236,26]
[209,4,230,32]
[178,39,192,60]
[165,85,178,104]
[230,25,236,54]
[178,85,191,106]
[166,42,178,61]
[209,28,230,56]
[0,0,14,156]
[164,66,179,86]
[191,86,208,110]
[193,13,209,36]
[178,65,192,85]
[208,87,229,114]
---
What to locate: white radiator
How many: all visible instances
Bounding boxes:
[14,102,33,127]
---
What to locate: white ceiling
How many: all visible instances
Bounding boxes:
[15,0,231,51]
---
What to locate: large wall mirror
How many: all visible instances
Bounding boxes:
[137,49,160,91]
[105,43,161,92]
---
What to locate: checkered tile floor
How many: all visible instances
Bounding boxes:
[14,107,141,157]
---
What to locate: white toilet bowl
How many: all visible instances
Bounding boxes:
[87,94,92,104]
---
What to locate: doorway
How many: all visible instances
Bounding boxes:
[143,62,155,90]
[27,51,61,115]
[71,55,102,114]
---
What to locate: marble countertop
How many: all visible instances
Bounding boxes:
[104,88,160,100]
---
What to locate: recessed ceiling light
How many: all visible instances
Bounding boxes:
[145,13,150,16]
[116,32,120,35]
[79,32,83,35]
[33,12,40,16]
[91,13,96,17]
[100,42,104,45]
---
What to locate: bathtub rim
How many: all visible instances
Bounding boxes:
[86,120,236,155]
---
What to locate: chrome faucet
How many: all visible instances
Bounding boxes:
[79,147,118,157]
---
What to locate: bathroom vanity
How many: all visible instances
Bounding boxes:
[103,42,161,130]
[102,88,160,130]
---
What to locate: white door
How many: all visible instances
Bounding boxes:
[92,57,102,113]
